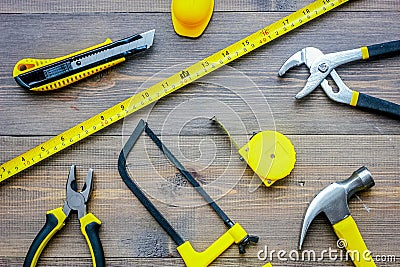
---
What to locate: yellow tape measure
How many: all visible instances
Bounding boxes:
[0,0,349,182]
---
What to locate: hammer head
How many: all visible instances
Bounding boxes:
[299,166,374,249]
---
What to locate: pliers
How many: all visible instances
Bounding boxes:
[24,165,104,267]
[278,40,400,119]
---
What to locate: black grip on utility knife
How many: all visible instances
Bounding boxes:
[356,92,400,119]
[367,40,400,59]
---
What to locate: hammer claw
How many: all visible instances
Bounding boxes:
[299,183,350,249]
[299,208,319,249]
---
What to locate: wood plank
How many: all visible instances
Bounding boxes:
[0,257,366,266]
[0,0,399,266]
[0,135,398,265]
[0,0,398,13]
[0,11,399,137]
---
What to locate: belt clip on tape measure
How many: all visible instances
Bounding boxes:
[211,117,296,187]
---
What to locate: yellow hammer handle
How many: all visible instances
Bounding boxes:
[333,215,376,267]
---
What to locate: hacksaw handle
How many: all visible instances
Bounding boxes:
[333,215,376,267]
[177,223,248,267]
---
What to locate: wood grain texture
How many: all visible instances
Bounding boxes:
[0,0,399,266]
[0,0,399,13]
[0,11,399,136]
[0,135,399,266]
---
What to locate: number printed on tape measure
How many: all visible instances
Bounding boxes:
[0,0,349,182]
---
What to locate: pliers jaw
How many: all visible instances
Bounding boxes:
[278,47,328,99]
[277,48,307,77]
[319,69,354,104]
[279,46,361,104]
[24,165,104,267]
[63,165,94,219]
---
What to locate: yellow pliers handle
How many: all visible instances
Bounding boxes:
[23,208,67,267]
[24,207,104,267]
[80,213,104,267]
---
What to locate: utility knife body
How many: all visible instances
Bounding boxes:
[13,29,155,91]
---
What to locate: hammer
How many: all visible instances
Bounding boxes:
[300,167,376,267]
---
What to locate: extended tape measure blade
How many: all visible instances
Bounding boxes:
[0,0,349,183]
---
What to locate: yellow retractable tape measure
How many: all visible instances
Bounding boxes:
[212,117,296,187]
[238,131,296,187]
[0,0,349,182]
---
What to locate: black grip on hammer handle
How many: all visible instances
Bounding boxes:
[24,210,65,267]
[367,40,400,59]
[356,93,400,119]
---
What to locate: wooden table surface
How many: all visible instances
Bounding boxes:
[0,0,399,266]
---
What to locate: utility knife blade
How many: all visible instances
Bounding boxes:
[13,29,155,91]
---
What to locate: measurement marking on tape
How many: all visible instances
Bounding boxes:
[0,0,349,182]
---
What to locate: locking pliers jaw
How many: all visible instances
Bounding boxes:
[278,46,360,103]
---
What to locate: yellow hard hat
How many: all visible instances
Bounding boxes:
[171,0,214,38]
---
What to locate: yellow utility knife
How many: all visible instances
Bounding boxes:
[13,29,155,91]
